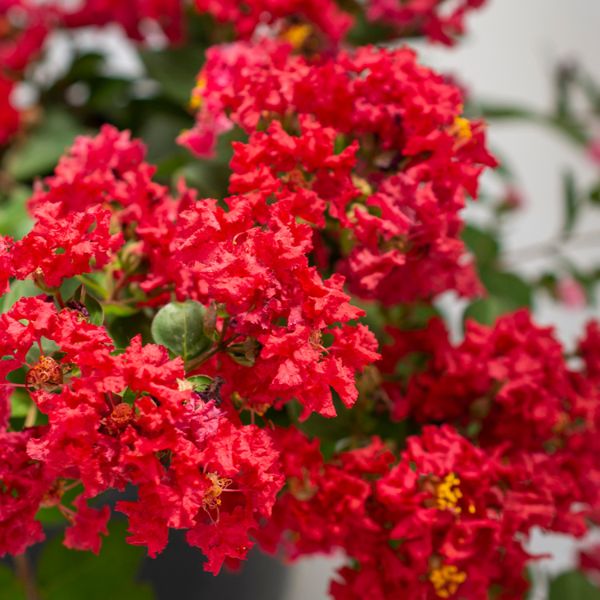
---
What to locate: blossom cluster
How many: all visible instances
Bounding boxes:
[0,0,488,145]
[2,2,600,599]
[183,40,496,303]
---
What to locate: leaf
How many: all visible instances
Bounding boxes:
[140,48,204,106]
[463,296,517,326]
[562,170,580,237]
[462,225,500,267]
[36,521,154,600]
[187,375,213,392]
[548,570,600,600]
[70,285,104,326]
[151,300,211,361]
[0,563,26,600]
[103,303,140,318]
[0,185,32,239]
[6,110,87,181]
[0,279,41,314]
[480,270,533,309]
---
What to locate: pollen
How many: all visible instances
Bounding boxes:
[451,116,472,141]
[25,355,63,391]
[281,23,313,49]
[429,564,467,598]
[434,473,463,514]
[189,75,207,110]
[203,472,233,510]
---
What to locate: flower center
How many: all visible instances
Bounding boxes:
[434,473,463,514]
[25,355,63,391]
[429,564,467,598]
[451,116,473,141]
[109,403,134,430]
[203,472,233,510]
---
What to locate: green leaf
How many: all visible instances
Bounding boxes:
[6,110,87,181]
[151,300,211,361]
[36,521,154,600]
[0,280,41,314]
[463,296,519,326]
[549,570,600,600]
[480,270,533,309]
[562,170,580,237]
[0,563,26,600]
[103,303,140,318]
[462,225,500,267]
[187,375,213,392]
[140,48,203,106]
[70,285,104,326]
[0,185,32,239]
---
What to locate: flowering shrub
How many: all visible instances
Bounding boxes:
[1,1,600,599]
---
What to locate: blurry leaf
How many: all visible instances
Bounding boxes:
[562,170,580,237]
[0,185,32,238]
[463,296,516,326]
[36,521,154,600]
[187,375,213,392]
[71,285,104,326]
[0,563,26,600]
[462,225,500,267]
[103,303,140,318]
[476,103,538,120]
[140,48,203,106]
[480,270,533,308]
[0,280,41,314]
[548,571,600,600]
[151,300,211,361]
[6,110,87,181]
[10,388,31,418]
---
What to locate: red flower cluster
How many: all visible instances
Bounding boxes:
[0,297,283,571]
[263,426,530,599]
[379,310,600,534]
[182,40,495,304]
[366,0,488,45]
[194,0,352,44]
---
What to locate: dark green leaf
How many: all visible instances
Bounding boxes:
[549,570,600,600]
[36,521,154,600]
[0,563,26,600]
[151,300,211,361]
[140,48,203,106]
[562,170,580,237]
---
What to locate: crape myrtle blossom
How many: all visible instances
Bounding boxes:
[182,41,496,304]
[2,5,600,598]
[0,297,283,571]
[261,426,530,599]
[365,0,488,46]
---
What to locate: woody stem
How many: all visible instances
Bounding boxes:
[14,553,39,600]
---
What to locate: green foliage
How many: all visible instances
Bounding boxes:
[548,570,600,600]
[151,300,211,361]
[5,110,87,181]
[0,523,153,600]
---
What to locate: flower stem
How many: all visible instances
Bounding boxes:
[14,553,40,600]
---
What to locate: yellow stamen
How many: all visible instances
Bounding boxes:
[203,472,232,510]
[434,473,463,514]
[429,564,467,598]
[281,24,313,49]
[189,75,207,111]
[451,116,472,141]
